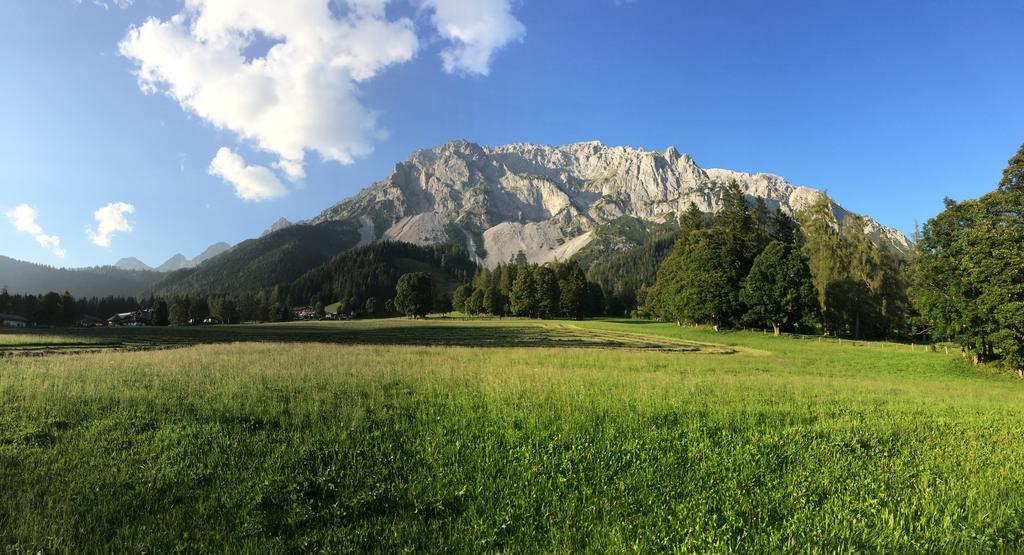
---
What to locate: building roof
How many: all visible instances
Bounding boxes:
[0,313,29,322]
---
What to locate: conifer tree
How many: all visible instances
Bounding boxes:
[510,267,538,317]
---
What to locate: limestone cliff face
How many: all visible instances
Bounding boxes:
[314,140,911,266]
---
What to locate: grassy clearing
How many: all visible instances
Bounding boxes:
[1,320,1023,552]
[0,332,105,346]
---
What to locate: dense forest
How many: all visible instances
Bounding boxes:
[646,181,910,338]
[0,256,162,297]
[0,288,150,327]
[452,259,607,319]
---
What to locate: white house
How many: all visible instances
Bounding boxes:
[0,313,29,328]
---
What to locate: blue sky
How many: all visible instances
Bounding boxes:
[2,0,1022,268]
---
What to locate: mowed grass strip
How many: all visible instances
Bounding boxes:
[2,321,1023,552]
[0,318,721,356]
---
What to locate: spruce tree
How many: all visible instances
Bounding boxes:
[510,267,537,317]
[534,265,560,318]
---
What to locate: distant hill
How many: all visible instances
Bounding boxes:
[152,221,361,296]
[0,256,163,297]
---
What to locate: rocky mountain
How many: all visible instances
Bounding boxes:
[156,254,190,272]
[150,242,234,272]
[261,218,293,237]
[114,257,153,272]
[191,242,232,266]
[313,140,912,268]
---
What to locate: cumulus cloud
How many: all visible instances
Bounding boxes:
[118,0,419,181]
[6,204,65,258]
[423,0,526,76]
[88,202,135,247]
[6,204,43,235]
[118,0,525,186]
[209,147,288,201]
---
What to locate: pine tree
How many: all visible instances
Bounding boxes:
[677,230,741,331]
[559,263,589,319]
[509,267,537,317]
[534,265,560,318]
[483,287,504,316]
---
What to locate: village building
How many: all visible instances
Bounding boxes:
[292,306,320,321]
[0,313,29,328]
[107,309,153,327]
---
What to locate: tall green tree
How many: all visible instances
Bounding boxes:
[465,288,484,315]
[152,299,169,326]
[394,272,435,318]
[534,266,560,318]
[741,241,818,335]
[914,147,1024,370]
[797,193,846,335]
[483,287,504,316]
[169,301,189,326]
[559,263,589,320]
[452,284,472,314]
[676,230,742,331]
[509,267,538,317]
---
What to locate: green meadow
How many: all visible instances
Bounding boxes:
[2,319,1023,552]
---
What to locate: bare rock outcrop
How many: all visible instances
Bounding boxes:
[314,140,911,266]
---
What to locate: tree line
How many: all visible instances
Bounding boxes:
[449,260,607,319]
[646,180,910,338]
[0,288,146,326]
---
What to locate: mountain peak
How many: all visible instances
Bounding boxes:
[114,257,153,272]
[312,140,912,266]
[261,217,293,237]
[157,253,189,272]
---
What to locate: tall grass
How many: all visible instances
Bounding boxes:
[1,320,1022,551]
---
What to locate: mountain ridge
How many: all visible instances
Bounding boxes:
[113,242,234,272]
[313,140,911,267]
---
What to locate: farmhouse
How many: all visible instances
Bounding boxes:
[107,309,152,327]
[0,313,29,328]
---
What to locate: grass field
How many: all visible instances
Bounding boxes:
[2,319,1023,552]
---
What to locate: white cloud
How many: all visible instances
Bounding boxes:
[88,202,135,247]
[423,0,526,76]
[118,0,525,185]
[35,235,67,259]
[6,204,43,235]
[76,0,134,9]
[209,147,288,201]
[6,204,65,258]
[118,0,419,180]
